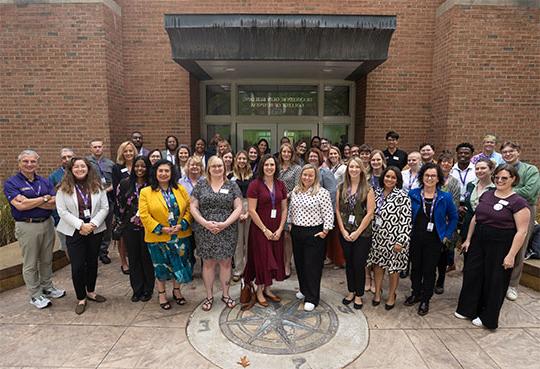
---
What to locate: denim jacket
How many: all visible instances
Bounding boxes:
[409,188,458,242]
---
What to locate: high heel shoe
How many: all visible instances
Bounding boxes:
[372,289,383,307]
[385,293,397,310]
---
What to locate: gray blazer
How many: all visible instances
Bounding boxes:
[56,188,109,236]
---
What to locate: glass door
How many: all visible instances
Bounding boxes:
[236,124,278,153]
[278,123,318,147]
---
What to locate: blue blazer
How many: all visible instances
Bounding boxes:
[409,188,458,242]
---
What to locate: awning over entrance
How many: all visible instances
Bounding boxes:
[164,14,396,80]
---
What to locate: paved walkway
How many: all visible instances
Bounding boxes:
[0,250,539,369]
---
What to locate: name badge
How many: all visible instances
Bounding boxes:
[375,217,383,227]
[135,210,140,217]
[393,156,399,160]
[121,167,129,173]
[270,209,277,219]
[83,209,91,218]
[427,222,434,232]
[101,177,107,184]
[493,203,504,211]
[219,188,229,194]
[498,199,509,206]
[168,212,174,221]
[348,215,356,224]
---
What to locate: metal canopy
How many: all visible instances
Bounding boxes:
[164,14,396,81]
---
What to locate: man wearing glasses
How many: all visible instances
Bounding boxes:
[501,141,540,301]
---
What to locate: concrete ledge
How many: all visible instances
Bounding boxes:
[0,0,121,16]
[521,259,540,291]
[437,0,540,17]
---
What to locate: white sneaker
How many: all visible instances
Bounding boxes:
[295,291,305,299]
[506,287,518,301]
[454,312,467,320]
[304,302,315,311]
[472,317,484,327]
[43,287,66,299]
[30,295,52,309]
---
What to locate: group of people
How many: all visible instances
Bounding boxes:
[4,131,539,330]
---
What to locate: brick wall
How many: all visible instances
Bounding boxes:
[0,2,120,179]
[432,5,540,165]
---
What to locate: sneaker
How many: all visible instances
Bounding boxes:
[454,311,467,320]
[30,295,52,309]
[295,291,305,299]
[43,287,66,299]
[506,287,518,301]
[304,302,315,311]
[472,317,484,327]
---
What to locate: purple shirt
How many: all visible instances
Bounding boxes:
[475,191,529,230]
[3,172,55,221]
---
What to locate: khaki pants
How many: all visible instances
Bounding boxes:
[510,206,537,288]
[234,198,250,276]
[15,218,55,298]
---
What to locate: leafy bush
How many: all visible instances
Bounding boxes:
[0,186,16,247]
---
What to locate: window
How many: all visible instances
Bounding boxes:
[324,85,349,116]
[323,125,349,147]
[207,124,231,144]
[238,85,318,116]
[206,85,231,115]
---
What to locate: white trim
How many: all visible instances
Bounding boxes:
[0,0,121,16]
[437,0,539,17]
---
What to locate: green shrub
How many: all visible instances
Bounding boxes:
[0,186,16,247]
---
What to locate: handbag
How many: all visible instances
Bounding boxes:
[239,278,256,311]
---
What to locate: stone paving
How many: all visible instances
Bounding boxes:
[0,249,539,369]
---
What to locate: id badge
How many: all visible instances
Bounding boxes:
[393,156,399,161]
[375,217,382,227]
[168,212,174,221]
[83,209,91,218]
[101,177,107,184]
[427,222,434,232]
[348,215,356,225]
[121,167,128,173]
[270,209,277,219]
[219,188,229,194]
[135,210,140,217]
[499,199,509,206]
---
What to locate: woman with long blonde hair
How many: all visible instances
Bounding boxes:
[335,157,375,309]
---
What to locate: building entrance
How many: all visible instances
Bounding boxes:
[237,123,317,153]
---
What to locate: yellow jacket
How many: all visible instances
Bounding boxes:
[139,185,192,243]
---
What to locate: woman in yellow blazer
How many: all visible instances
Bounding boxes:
[139,159,192,310]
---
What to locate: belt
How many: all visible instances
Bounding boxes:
[19,217,49,223]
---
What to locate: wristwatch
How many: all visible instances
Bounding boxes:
[43,196,49,203]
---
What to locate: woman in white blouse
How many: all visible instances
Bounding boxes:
[288,164,334,311]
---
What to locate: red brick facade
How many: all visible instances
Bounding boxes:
[0,0,538,179]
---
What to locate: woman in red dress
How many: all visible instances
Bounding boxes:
[244,154,288,307]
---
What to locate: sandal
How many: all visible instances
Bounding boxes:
[158,291,171,310]
[173,288,186,305]
[202,297,214,311]
[221,295,236,309]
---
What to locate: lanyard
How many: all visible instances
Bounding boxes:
[458,168,471,187]
[421,190,437,221]
[370,175,379,189]
[161,187,173,211]
[24,179,42,197]
[346,186,358,213]
[75,184,90,209]
[266,182,276,209]
[376,191,386,217]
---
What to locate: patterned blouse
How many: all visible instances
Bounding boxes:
[279,164,302,194]
[288,187,334,230]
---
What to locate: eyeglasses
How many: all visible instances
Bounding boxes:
[494,176,511,182]
[424,174,438,179]
[501,149,516,155]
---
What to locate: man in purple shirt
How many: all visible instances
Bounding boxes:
[3,150,66,309]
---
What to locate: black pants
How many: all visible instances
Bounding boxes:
[67,230,103,300]
[291,224,326,306]
[339,235,371,296]
[124,227,155,297]
[99,206,113,257]
[436,247,449,288]
[457,224,515,329]
[410,229,443,303]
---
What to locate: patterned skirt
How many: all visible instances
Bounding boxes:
[147,236,193,283]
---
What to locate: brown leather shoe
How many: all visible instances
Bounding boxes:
[263,291,281,302]
[256,294,269,307]
[75,302,86,315]
[87,294,107,303]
